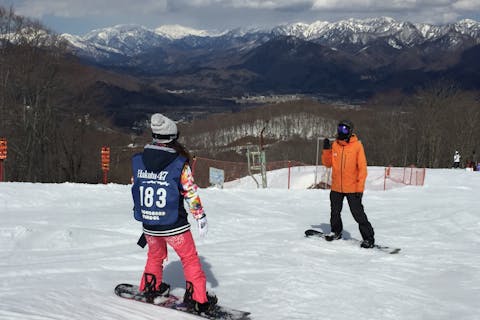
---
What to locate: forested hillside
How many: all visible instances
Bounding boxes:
[180,91,480,170]
[0,7,131,182]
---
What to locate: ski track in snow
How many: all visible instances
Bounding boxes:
[0,167,479,320]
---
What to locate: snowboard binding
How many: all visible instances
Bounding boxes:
[143,273,170,303]
[183,281,218,315]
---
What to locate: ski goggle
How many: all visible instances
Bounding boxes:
[337,124,351,135]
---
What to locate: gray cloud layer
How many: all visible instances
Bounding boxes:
[1,0,479,34]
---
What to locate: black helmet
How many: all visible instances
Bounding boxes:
[337,120,354,141]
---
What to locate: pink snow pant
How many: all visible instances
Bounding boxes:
[139,231,207,303]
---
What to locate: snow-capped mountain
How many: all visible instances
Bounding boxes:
[154,24,221,39]
[63,24,173,58]
[62,24,271,61]
[273,17,480,49]
[62,17,480,64]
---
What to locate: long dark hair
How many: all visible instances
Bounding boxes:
[167,140,192,163]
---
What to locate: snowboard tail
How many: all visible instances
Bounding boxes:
[114,283,251,320]
[305,229,401,254]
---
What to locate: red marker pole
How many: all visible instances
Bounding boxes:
[0,138,7,182]
[101,146,110,184]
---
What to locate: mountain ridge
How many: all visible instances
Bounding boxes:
[62,17,480,62]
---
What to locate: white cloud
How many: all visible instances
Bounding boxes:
[310,0,454,11]
[4,0,480,18]
[307,0,478,24]
[165,0,311,10]
[453,0,480,10]
[311,0,388,9]
[1,0,478,33]
[229,0,310,9]
[5,0,478,22]
[11,0,168,18]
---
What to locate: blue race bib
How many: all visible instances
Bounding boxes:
[131,154,186,225]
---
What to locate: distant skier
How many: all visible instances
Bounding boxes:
[453,151,461,168]
[321,120,375,248]
[465,159,475,171]
[131,113,217,314]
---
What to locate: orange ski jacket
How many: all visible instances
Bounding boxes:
[321,134,367,193]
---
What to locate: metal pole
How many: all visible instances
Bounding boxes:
[0,160,3,182]
[260,125,266,150]
[191,156,197,176]
[288,161,291,189]
[261,151,267,188]
[314,137,320,185]
[384,167,387,191]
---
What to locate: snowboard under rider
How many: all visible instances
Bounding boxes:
[321,120,375,248]
[131,113,217,314]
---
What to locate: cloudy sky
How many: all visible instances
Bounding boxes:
[1,0,480,35]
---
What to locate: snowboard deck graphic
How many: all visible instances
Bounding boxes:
[114,283,251,320]
[305,229,401,254]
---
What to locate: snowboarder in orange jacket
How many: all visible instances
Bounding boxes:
[321,120,375,248]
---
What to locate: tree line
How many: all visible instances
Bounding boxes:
[360,84,480,168]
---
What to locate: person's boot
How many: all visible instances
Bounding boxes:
[194,292,218,314]
[360,238,375,249]
[184,281,218,315]
[325,232,342,241]
[143,273,170,303]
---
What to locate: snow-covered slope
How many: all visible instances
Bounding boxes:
[1,167,479,320]
[154,24,220,39]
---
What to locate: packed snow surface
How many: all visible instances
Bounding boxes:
[1,167,479,320]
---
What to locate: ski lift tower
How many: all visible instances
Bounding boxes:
[246,124,268,188]
[247,145,267,188]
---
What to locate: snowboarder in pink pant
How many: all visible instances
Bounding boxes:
[131,113,217,314]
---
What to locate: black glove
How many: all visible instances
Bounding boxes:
[323,138,331,150]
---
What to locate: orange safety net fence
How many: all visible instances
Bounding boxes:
[384,166,426,190]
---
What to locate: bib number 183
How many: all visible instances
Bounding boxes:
[139,186,167,208]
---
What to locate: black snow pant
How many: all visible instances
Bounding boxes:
[329,191,375,241]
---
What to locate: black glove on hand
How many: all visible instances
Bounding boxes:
[323,138,331,150]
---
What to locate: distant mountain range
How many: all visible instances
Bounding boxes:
[60,17,480,100]
[63,17,480,61]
